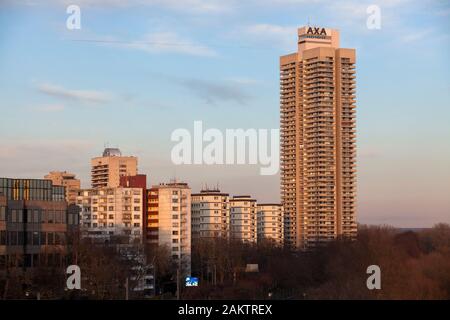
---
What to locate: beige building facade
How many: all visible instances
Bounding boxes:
[76,187,144,244]
[146,182,191,276]
[257,204,284,246]
[91,148,138,189]
[280,26,357,249]
[44,171,80,204]
[229,195,257,244]
[191,189,230,240]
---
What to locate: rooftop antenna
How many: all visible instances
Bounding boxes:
[307,16,310,27]
[170,168,177,184]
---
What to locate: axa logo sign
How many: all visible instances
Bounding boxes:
[307,27,327,36]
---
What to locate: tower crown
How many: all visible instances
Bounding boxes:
[102,147,122,157]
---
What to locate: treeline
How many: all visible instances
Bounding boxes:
[1,224,449,299]
[0,233,177,300]
[186,224,450,299]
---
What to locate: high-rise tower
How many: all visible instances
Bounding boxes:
[280,26,357,249]
[91,148,137,189]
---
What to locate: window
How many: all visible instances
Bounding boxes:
[33,210,39,223]
[33,232,40,245]
[48,211,54,223]
[18,232,24,245]
[0,207,5,221]
[9,231,17,245]
[55,211,61,223]
[133,207,140,211]
[54,233,61,245]
[0,231,6,245]
[11,210,17,223]
[134,223,140,227]
[47,232,54,245]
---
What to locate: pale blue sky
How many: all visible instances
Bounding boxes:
[0,0,449,227]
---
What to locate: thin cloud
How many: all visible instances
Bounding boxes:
[0,139,94,184]
[37,83,113,104]
[172,77,251,105]
[359,149,382,159]
[69,31,217,57]
[8,0,233,14]
[237,24,298,50]
[33,103,65,112]
[400,28,433,43]
[123,32,217,57]
[227,77,260,85]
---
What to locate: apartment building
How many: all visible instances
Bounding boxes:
[257,204,284,246]
[76,187,144,244]
[229,195,257,244]
[191,189,230,240]
[44,171,81,204]
[280,26,357,249]
[91,148,138,189]
[0,178,79,270]
[146,182,191,276]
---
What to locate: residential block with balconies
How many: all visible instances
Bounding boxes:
[146,182,191,276]
[76,187,144,244]
[191,189,230,240]
[91,148,137,189]
[257,204,284,246]
[230,195,257,244]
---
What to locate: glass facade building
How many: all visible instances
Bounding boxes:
[0,178,79,270]
[0,178,65,202]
